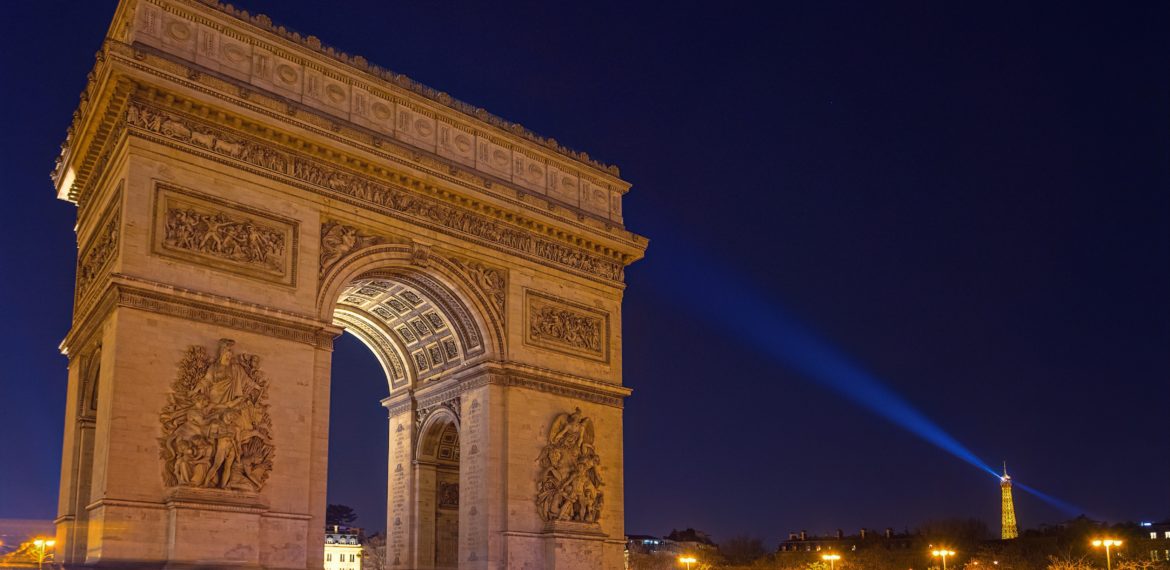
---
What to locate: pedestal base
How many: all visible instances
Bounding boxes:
[542,521,611,569]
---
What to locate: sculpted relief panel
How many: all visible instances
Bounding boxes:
[159,339,275,493]
[76,196,122,302]
[126,101,623,283]
[525,291,609,362]
[536,408,603,524]
[153,183,298,285]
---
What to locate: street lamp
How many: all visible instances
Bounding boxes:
[932,549,956,570]
[679,555,698,570]
[1092,539,1123,570]
[32,538,56,569]
[824,553,842,570]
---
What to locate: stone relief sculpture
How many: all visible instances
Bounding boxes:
[163,207,286,271]
[536,408,603,524]
[530,304,602,353]
[159,339,275,492]
[76,210,121,298]
[451,257,506,315]
[319,221,384,277]
[127,101,624,281]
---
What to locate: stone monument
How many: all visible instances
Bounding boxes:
[50,1,646,568]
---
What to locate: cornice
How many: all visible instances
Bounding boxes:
[159,0,625,179]
[56,40,647,267]
[99,43,645,256]
[62,273,340,356]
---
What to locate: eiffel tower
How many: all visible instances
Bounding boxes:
[1000,462,1019,539]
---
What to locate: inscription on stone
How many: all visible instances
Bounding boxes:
[463,396,484,562]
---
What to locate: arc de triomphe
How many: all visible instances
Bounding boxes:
[50,1,646,568]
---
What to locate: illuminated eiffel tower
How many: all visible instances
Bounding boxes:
[1000,462,1019,539]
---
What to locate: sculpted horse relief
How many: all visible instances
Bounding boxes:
[159,339,275,493]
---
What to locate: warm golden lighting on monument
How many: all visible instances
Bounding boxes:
[1000,463,1018,539]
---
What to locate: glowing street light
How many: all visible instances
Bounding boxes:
[679,555,698,570]
[932,549,957,570]
[1092,539,1123,570]
[32,538,56,569]
[823,553,842,570]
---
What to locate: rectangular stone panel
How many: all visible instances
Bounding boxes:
[524,290,610,362]
[151,183,299,286]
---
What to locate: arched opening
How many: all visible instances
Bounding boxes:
[322,257,495,569]
[416,412,460,570]
[326,333,390,537]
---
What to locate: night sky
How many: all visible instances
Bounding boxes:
[2,0,1168,546]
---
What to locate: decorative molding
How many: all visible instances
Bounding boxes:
[524,290,609,363]
[125,100,625,283]
[120,286,334,348]
[135,0,624,179]
[76,189,122,302]
[415,396,461,434]
[151,182,298,286]
[537,408,603,524]
[159,339,275,493]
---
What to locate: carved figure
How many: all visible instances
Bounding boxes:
[319,221,383,276]
[125,102,624,282]
[163,207,285,271]
[452,258,505,314]
[159,339,274,492]
[530,305,602,352]
[536,408,603,523]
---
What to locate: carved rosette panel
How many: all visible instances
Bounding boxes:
[76,196,122,301]
[126,101,624,282]
[536,408,603,524]
[158,339,275,493]
[524,290,609,362]
[153,184,299,285]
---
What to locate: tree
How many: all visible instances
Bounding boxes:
[362,532,387,570]
[721,535,769,565]
[326,504,358,527]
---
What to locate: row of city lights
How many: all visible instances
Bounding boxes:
[674,538,1125,569]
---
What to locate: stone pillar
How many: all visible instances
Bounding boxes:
[385,399,417,568]
[459,381,499,570]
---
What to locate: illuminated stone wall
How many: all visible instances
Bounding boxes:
[51,0,645,568]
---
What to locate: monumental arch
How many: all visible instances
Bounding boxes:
[50,1,646,568]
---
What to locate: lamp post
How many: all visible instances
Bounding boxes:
[823,553,842,570]
[32,538,56,570]
[679,555,698,570]
[932,549,956,570]
[1092,539,1122,570]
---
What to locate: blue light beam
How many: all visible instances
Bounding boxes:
[645,233,1082,515]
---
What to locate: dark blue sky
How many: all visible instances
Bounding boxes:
[2,0,1167,545]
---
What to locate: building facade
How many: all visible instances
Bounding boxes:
[325,530,363,570]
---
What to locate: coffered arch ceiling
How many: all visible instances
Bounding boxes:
[331,275,485,392]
